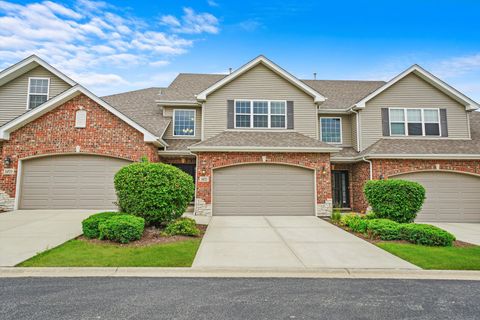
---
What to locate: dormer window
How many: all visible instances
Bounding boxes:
[27,77,49,109]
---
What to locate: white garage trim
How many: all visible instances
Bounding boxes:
[389,169,480,179]
[211,162,317,216]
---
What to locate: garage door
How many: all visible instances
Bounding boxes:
[20,155,131,209]
[393,171,480,222]
[213,164,315,216]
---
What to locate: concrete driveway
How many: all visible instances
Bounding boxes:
[428,223,480,245]
[193,216,418,269]
[0,210,98,266]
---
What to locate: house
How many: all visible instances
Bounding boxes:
[0,55,479,222]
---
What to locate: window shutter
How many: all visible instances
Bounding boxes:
[227,100,234,129]
[440,109,448,137]
[381,108,390,136]
[287,101,294,129]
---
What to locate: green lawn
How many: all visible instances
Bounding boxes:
[377,242,480,270]
[18,239,202,267]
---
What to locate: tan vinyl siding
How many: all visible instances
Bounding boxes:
[204,63,317,140]
[351,113,358,150]
[162,106,202,139]
[360,73,470,150]
[0,66,71,125]
[318,114,353,147]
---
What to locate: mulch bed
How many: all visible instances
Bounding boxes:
[78,224,207,247]
[322,218,476,248]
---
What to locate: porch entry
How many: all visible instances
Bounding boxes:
[332,170,350,208]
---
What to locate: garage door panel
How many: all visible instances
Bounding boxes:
[394,171,480,222]
[213,164,315,216]
[20,155,130,209]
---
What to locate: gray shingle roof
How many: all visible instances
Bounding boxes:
[189,131,337,150]
[159,73,386,109]
[102,87,170,137]
[164,139,201,151]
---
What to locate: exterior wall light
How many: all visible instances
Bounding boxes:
[3,156,12,167]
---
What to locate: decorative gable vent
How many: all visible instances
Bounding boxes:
[75,108,87,128]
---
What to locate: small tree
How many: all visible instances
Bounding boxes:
[363,179,425,223]
[114,162,195,226]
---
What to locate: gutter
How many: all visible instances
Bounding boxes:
[349,108,361,151]
[156,100,201,107]
[362,156,373,180]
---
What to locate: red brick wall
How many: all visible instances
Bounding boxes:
[348,159,480,213]
[0,94,159,197]
[196,152,331,205]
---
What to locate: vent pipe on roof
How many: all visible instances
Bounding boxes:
[229,68,232,74]
[313,72,317,80]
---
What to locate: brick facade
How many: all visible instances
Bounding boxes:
[335,159,480,213]
[195,152,332,216]
[0,94,159,204]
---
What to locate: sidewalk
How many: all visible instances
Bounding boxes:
[1,267,479,280]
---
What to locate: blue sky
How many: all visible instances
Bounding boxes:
[1,0,479,101]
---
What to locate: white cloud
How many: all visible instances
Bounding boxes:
[238,19,261,32]
[0,0,220,94]
[207,0,219,7]
[161,7,219,34]
[433,53,480,78]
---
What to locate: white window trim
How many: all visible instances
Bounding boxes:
[233,99,287,129]
[172,109,196,137]
[75,109,87,128]
[26,77,50,110]
[388,108,441,137]
[319,117,343,144]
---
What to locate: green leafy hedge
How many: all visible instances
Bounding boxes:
[399,224,456,247]
[364,179,426,223]
[366,219,401,240]
[164,218,200,236]
[114,162,195,226]
[99,215,145,244]
[82,212,126,239]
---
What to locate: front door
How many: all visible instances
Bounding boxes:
[332,170,350,208]
[172,164,196,183]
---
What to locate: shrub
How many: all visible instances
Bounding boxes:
[114,162,195,226]
[364,212,376,220]
[399,224,455,247]
[364,179,425,223]
[98,215,145,244]
[366,219,401,240]
[341,214,369,233]
[82,212,126,239]
[331,211,342,223]
[164,218,200,236]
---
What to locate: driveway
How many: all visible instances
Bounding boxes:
[0,210,98,266]
[427,222,480,245]
[193,216,418,269]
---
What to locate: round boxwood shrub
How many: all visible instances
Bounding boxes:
[98,215,145,244]
[114,162,195,226]
[82,212,126,239]
[164,217,200,236]
[399,223,455,246]
[366,219,401,240]
[364,179,425,223]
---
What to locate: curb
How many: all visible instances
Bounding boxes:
[1,267,479,280]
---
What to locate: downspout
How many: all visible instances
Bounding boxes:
[350,108,361,151]
[362,156,373,180]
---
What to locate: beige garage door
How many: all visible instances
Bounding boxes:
[20,155,131,209]
[213,164,315,216]
[394,171,480,222]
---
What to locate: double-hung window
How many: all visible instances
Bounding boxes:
[173,109,196,137]
[389,108,440,136]
[234,100,286,129]
[27,78,49,109]
[320,117,342,144]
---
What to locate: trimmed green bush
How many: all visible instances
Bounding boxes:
[98,215,145,244]
[331,211,342,223]
[367,219,401,240]
[114,162,195,226]
[399,224,455,247]
[82,212,126,239]
[341,214,369,233]
[364,179,426,223]
[164,218,200,236]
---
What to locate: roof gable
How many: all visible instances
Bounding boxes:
[196,55,326,103]
[352,65,479,111]
[0,55,76,88]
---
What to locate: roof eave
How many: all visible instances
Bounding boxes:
[156,100,201,107]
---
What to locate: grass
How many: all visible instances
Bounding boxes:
[18,239,202,267]
[377,242,480,270]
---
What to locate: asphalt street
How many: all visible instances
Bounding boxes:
[1,277,479,319]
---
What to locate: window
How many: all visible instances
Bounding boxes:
[27,77,49,109]
[320,117,342,144]
[234,100,286,129]
[173,109,196,136]
[75,109,87,128]
[389,108,440,136]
